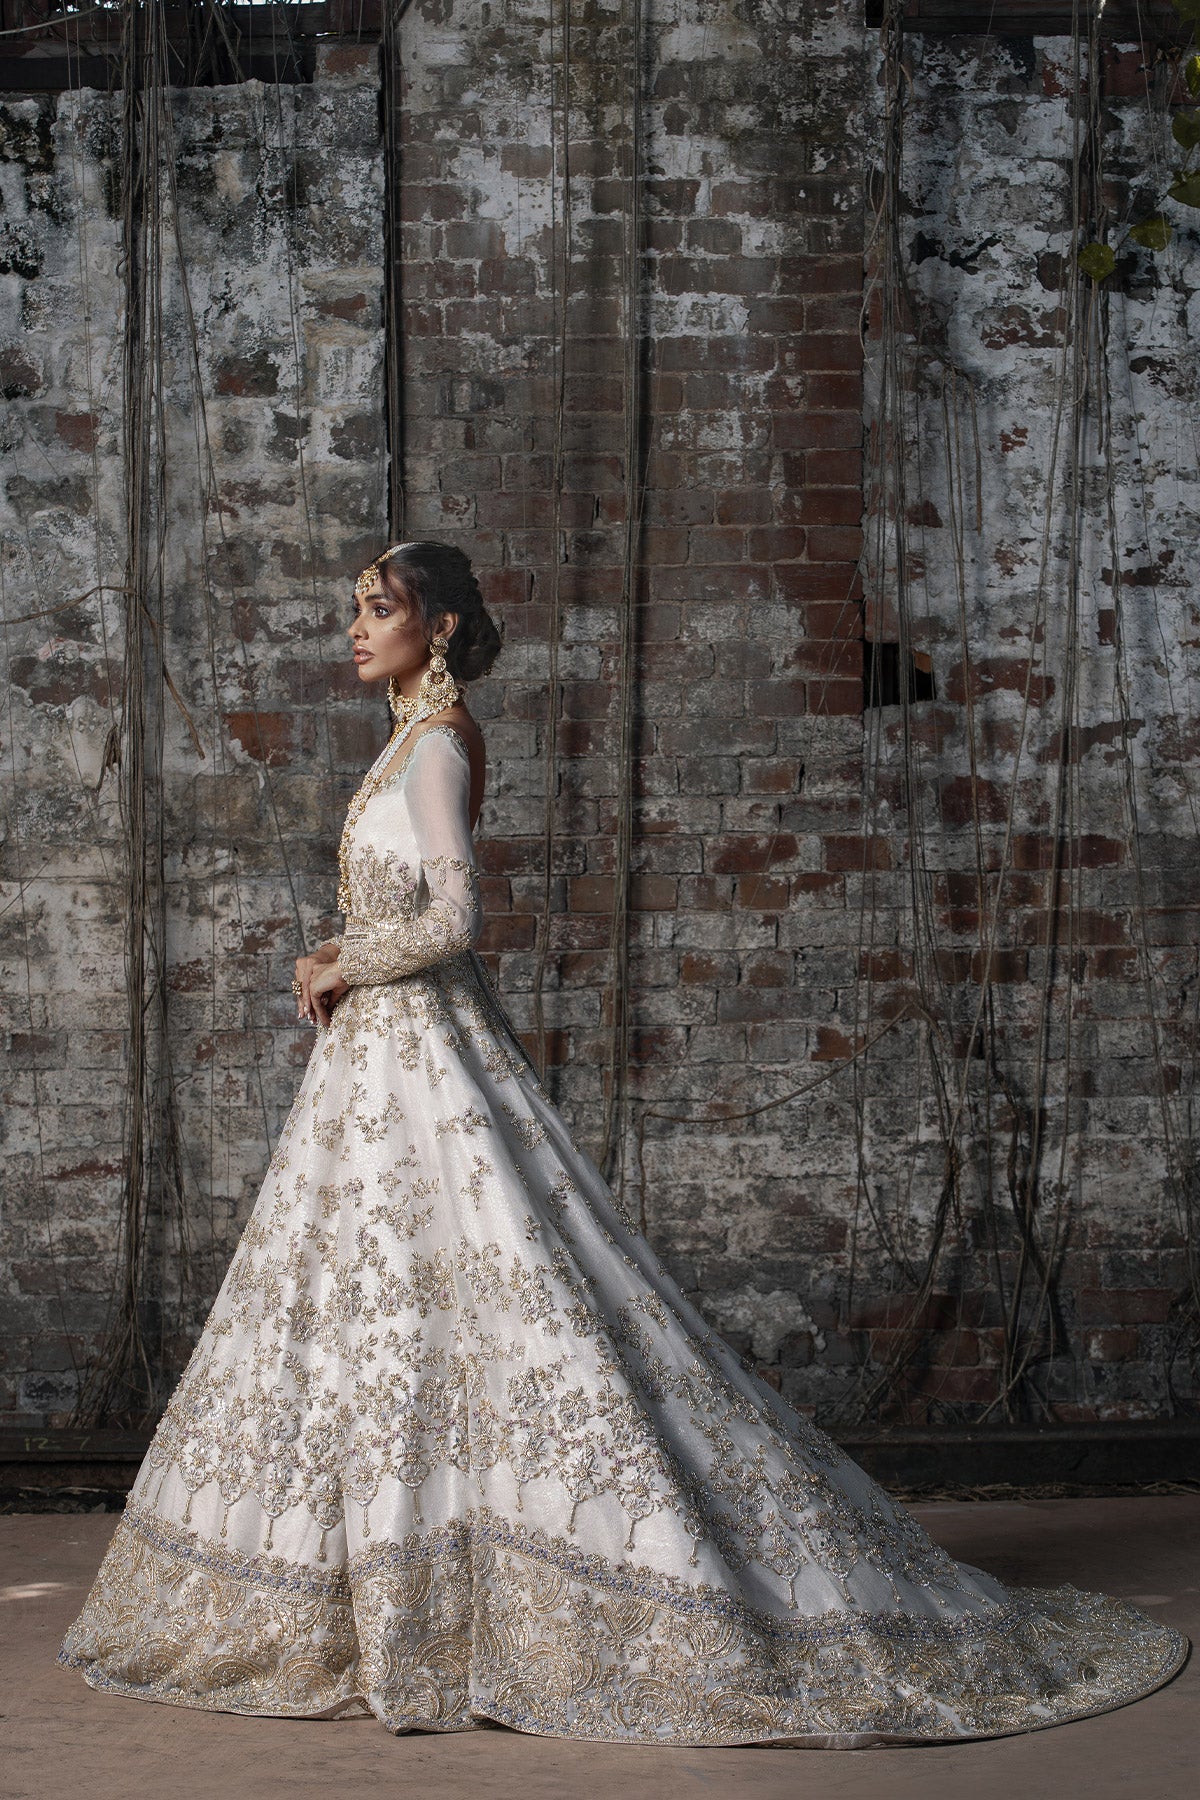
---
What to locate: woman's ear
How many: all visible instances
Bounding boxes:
[434,610,460,642]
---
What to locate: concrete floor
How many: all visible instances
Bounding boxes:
[1,1497,1196,1800]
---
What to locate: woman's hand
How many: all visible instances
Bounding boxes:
[293,941,343,1027]
[307,960,350,1028]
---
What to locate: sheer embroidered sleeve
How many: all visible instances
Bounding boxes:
[337,729,482,987]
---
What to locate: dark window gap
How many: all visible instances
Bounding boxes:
[863,640,936,709]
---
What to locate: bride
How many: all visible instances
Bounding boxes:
[60,540,1186,1746]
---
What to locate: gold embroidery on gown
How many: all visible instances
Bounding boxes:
[59,725,1188,1746]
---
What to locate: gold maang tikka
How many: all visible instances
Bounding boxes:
[354,541,418,601]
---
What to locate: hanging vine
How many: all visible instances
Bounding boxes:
[1080,0,1200,274]
[73,0,182,1426]
[59,0,367,1424]
[631,0,1200,1428]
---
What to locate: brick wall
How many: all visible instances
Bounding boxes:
[0,45,388,1417]
[2,4,1197,1429]
[392,0,881,1413]
[846,26,1200,1421]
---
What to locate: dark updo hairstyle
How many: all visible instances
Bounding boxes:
[376,541,503,683]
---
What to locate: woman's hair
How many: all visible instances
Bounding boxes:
[376,541,503,683]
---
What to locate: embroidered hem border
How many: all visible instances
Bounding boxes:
[57,1501,1188,1747]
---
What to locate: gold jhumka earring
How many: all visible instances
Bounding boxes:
[385,638,461,731]
[417,635,456,710]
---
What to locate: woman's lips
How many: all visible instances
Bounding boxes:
[353,649,373,663]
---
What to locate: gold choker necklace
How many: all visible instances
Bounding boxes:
[387,680,422,725]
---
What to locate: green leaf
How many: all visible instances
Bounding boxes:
[1172,0,1200,24]
[1169,171,1200,207]
[1130,215,1173,251]
[1172,109,1200,150]
[1186,54,1200,98]
[1077,241,1116,281]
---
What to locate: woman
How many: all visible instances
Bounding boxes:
[60,540,1186,1745]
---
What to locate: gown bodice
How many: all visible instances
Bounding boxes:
[335,725,483,987]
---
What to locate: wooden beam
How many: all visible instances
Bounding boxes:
[0,1,383,49]
[0,2,382,90]
[864,1,1188,38]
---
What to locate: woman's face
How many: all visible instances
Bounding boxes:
[347,576,430,691]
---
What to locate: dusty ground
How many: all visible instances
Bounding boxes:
[2,1495,1195,1800]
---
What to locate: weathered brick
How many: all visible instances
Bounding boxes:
[1078,1290,1174,1326]
[3,6,1191,1438]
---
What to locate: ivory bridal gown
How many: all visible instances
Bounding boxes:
[60,723,1187,1745]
